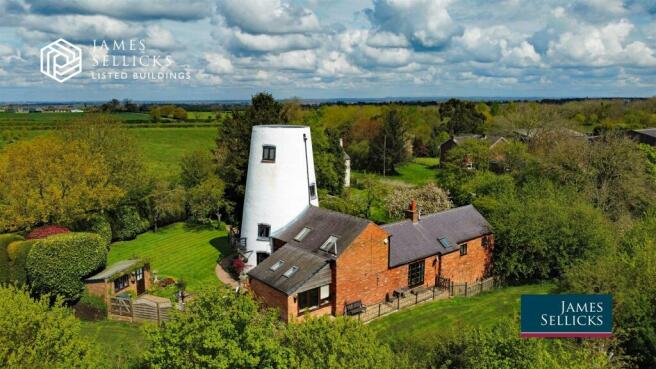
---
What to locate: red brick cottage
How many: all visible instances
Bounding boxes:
[248,203,493,322]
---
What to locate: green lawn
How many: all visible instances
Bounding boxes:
[352,157,440,187]
[128,127,217,179]
[107,222,229,291]
[80,320,146,367]
[370,283,555,343]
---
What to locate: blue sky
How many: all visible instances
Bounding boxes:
[0,0,654,102]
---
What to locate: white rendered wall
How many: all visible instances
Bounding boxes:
[240,125,319,269]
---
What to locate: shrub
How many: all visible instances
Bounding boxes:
[74,291,107,321]
[0,285,102,368]
[74,215,112,246]
[0,234,23,283]
[6,240,37,285]
[109,206,150,241]
[26,232,107,302]
[26,225,70,240]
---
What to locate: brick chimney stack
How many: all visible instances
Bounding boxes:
[405,200,420,224]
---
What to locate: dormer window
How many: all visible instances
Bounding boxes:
[257,224,271,240]
[283,266,298,278]
[309,183,317,199]
[262,145,276,162]
[270,260,284,271]
[320,236,338,254]
[294,227,311,242]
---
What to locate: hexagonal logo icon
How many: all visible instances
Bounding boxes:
[40,38,82,83]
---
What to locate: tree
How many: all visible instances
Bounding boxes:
[187,177,227,225]
[173,107,187,120]
[141,285,290,369]
[357,174,387,220]
[311,123,346,195]
[0,136,123,232]
[180,150,216,189]
[368,109,409,175]
[385,183,452,220]
[283,316,399,369]
[148,181,186,231]
[0,285,102,369]
[439,99,486,135]
[215,93,286,224]
[26,232,107,302]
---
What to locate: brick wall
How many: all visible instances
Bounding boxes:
[438,235,493,284]
[250,278,293,321]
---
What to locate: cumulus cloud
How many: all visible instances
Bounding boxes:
[364,0,462,50]
[24,0,212,21]
[217,0,320,35]
[204,53,234,74]
[20,14,140,42]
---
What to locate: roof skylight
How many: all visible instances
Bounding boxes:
[270,260,285,272]
[294,227,312,242]
[283,266,299,278]
[320,235,338,254]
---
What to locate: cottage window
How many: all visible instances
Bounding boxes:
[294,227,311,242]
[460,243,468,256]
[114,274,129,292]
[257,224,271,240]
[408,260,425,287]
[482,235,490,248]
[298,285,330,312]
[319,236,338,254]
[309,183,317,199]
[270,260,284,271]
[262,145,276,162]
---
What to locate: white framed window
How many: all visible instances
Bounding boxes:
[294,227,312,242]
[257,224,271,240]
[319,235,338,254]
[262,145,276,162]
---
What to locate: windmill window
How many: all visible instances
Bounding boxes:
[262,145,276,162]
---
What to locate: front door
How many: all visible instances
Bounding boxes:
[135,267,145,295]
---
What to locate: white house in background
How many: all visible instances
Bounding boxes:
[240,125,319,270]
[340,138,351,188]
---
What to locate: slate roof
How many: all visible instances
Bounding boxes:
[85,260,140,282]
[633,128,656,138]
[248,206,374,294]
[382,205,492,267]
[272,206,371,258]
[248,245,330,295]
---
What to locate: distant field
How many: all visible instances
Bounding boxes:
[0,112,150,129]
[370,283,555,343]
[187,111,216,120]
[130,127,217,178]
[107,222,228,292]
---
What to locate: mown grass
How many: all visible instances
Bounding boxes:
[107,222,229,292]
[79,320,146,367]
[370,283,556,343]
[352,157,440,187]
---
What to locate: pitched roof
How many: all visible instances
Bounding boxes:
[85,259,140,282]
[247,245,330,295]
[382,205,492,267]
[272,206,371,258]
[632,128,656,138]
[248,206,374,294]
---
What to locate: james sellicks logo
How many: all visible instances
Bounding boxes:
[40,38,82,83]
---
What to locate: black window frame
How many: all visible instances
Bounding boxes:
[262,145,276,162]
[482,235,490,248]
[113,274,129,292]
[298,286,330,312]
[408,260,425,288]
[257,223,271,240]
[460,243,468,256]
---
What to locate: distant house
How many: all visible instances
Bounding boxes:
[340,138,351,187]
[85,259,150,305]
[439,135,507,167]
[248,203,493,322]
[627,128,656,147]
[512,128,587,143]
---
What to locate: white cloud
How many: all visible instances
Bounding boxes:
[146,25,177,51]
[24,0,212,21]
[20,14,139,41]
[365,0,462,49]
[204,53,234,74]
[264,50,317,71]
[217,0,320,35]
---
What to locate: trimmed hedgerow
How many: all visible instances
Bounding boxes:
[26,232,107,302]
[0,234,23,283]
[74,215,112,247]
[109,206,151,241]
[6,240,37,286]
[26,225,70,240]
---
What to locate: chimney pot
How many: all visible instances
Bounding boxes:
[405,200,419,224]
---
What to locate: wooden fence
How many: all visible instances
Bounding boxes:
[109,295,173,325]
[352,277,495,323]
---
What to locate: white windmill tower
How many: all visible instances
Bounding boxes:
[240,125,319,270]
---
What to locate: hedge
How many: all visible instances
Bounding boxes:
[26,232,107,302]
[0,234,23,283]
[74,215,112,247]
[6,240,37,285]
[109,206,151,241]
[26,225,70,240]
